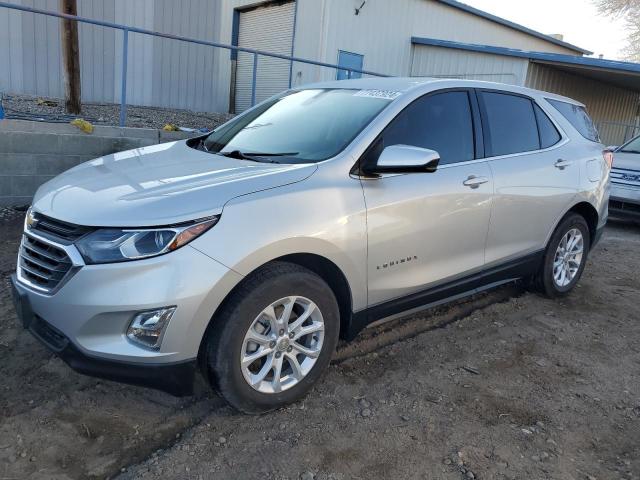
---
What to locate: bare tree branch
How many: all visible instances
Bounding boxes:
[594,0,640,60]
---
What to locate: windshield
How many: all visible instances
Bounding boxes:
[202,89,393,163]
[620,135,640,154]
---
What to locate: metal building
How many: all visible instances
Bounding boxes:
[1,0,639,143]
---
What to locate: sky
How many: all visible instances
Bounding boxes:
[462,0,629,60]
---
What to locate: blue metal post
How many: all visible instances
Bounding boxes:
[251,52,258,107]
[119,28,129,127]
[347,70,352,80]
[288,0,299,88]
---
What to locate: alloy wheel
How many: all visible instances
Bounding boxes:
[240,296,325,394]
[553,228,584,287]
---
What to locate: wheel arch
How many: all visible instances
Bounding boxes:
[197,252,356,372]
[545,201,599,251]
[567,201,599,248]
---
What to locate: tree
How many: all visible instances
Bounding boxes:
[594,0,640,61]
[60,0,81,114]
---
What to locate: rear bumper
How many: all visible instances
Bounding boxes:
[11,273,196,396]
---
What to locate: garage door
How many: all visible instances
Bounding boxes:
[235,1,295,113]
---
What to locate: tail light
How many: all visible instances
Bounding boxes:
[603,149,614,168]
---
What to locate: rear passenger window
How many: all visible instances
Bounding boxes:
[479,92,539,156]
[547,99,600,142]
[370,91,475,165]
[534,104,561,148]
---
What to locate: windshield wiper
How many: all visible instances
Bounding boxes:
[218,150,299,163]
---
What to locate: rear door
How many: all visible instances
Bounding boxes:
[479,90,579,264]
[361,90,494,306]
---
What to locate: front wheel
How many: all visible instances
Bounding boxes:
[534,213,591,298]
[203,262,339,414]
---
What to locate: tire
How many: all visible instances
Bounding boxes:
[534,212,591,298]
[203,261,340,414]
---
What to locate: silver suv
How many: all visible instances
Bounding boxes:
[11,78,609,413]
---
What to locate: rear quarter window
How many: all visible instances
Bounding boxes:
[547,99,600,143]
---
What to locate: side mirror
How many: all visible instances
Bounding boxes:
[364,145,440,174]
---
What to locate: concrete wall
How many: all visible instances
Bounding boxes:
[0,120,195,206]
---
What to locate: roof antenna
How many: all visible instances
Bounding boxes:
[355,0,366,15]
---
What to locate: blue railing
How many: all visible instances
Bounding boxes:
[0,2,388,126]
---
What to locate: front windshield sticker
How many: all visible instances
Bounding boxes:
[353,89,402,100]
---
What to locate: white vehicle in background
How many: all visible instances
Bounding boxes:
[610,135,640,221]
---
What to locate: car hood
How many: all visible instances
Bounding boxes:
[32,140,317,227]
[613,151,640,172]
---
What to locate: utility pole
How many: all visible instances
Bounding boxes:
[60,0,81,114]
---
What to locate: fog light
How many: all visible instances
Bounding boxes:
[126,307,176,350]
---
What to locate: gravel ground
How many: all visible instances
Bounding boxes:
[1,94,233,130]
[0,213,638,480]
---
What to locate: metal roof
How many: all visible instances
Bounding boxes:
[412,37,640,91]
[434,0,592,55]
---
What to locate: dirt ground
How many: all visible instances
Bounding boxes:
[0,212,638,480]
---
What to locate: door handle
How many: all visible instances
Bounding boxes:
[463,175,489,189]
[554,159,573,170]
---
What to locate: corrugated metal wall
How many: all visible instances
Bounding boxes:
[526,63,640,145]
[286,0,580,88]
[2,0,613,117]
[0,0,224,112]
[411,45,529,85]
[0,0,63,99]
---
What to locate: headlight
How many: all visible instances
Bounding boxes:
[76,216,219,264]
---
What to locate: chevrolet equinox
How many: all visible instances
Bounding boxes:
[11,78,610,413]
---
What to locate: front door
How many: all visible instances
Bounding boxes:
[361,90,493,306]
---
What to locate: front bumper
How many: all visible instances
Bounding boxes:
[11,241,243,395]
[10,281,196,395]
[609,184,640,221]
[609,196,640,221]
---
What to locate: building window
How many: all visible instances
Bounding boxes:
[337,50,364,80]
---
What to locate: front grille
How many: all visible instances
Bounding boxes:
[31,213,93,242]
[611,167,640,188]
[19,233,74,292]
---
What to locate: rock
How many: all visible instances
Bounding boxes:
[443,458,452,465]
[466,471,475,479]
[358,398,371,409]
[300,472,315,480]
[521,428,533,435]
[361,408,372,418]
[532,455,540,461]
[536,421,545,428]
[217,436,227,444]
[541,452,550,459]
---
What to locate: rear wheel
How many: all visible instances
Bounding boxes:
[203,262,339,414]
[534,213,590,297]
